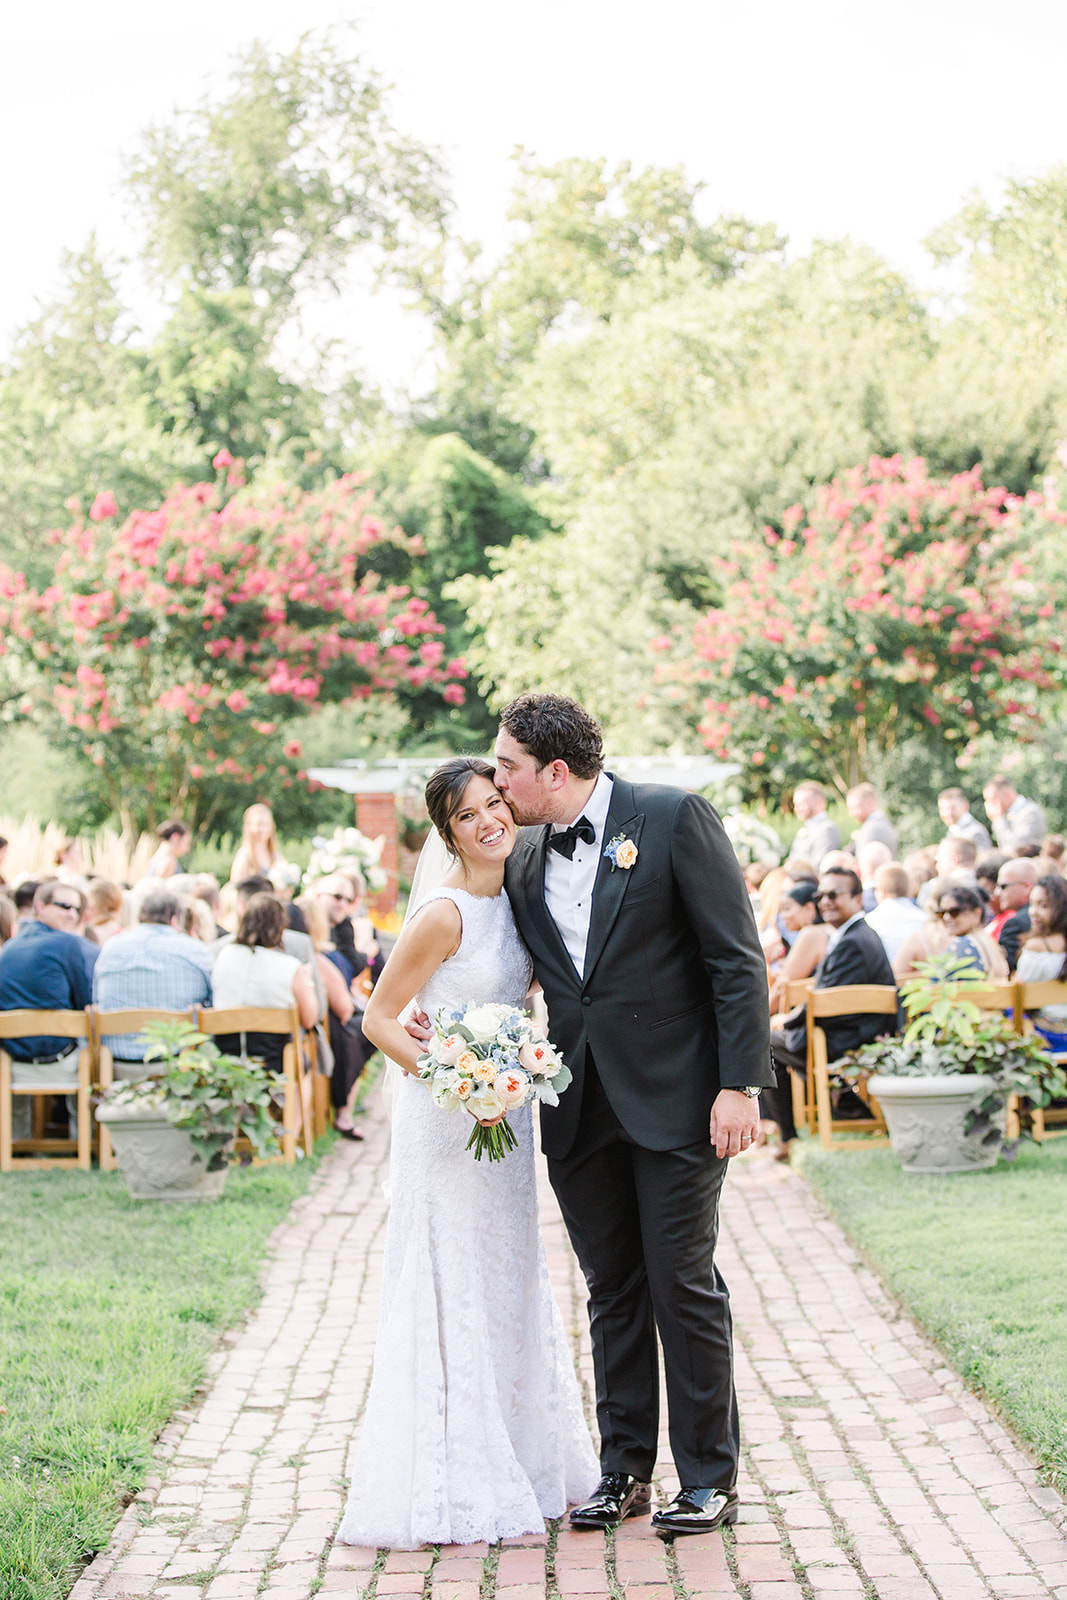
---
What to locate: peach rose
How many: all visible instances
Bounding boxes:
[455,1050,480,1075]
[473,1059,497,1083]
[519,1039,561,1075]
[436,1033,467,1065]
[615,839,638,869]
[496,1069,531,1109]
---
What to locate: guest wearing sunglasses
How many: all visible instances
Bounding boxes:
[893,884,1007,982]
[767,868,895,1160]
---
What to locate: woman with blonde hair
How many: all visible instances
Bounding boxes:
[84,880,125,945]
[229,803,284,884]
[297,893,362,1137]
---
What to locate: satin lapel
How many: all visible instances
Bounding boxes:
[520,824,575,975]
[582,783,646,986]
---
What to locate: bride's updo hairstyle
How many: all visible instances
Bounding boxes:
[425,756,498,860]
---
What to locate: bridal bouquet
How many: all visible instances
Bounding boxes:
[416,1001,572,1161]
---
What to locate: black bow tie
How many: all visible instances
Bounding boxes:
[548,816,596,861]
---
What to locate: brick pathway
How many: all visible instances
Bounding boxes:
[75,1096,1067,1600]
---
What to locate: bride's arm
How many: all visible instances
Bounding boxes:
[362,900,462,1074]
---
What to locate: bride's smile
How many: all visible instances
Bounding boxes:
[448,778,517,865]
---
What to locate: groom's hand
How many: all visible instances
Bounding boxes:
[403,1007,433,1045]
[710,1089,760,1159]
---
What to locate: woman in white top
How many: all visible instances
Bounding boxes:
[1017,875,1067,1048]
[212,893,318,1071]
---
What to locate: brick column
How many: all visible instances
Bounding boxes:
[355,793,399,917]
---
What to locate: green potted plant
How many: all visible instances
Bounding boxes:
[841,953,1066,1173]
[96,1019,281,1200]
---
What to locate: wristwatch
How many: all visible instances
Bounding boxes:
[736,1085,763,1098]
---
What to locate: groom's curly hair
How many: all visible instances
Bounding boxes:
[499,694,604,779]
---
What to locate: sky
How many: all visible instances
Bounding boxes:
[6,0,1067,395]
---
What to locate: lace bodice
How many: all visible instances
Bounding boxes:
[415,886,533,1024]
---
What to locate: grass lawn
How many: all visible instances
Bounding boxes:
[800,1134,1067,1490]
[0,1136,336,1600]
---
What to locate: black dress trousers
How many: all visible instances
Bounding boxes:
[546,1051,739,1488]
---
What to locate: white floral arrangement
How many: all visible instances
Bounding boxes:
[305,826,388,893]
[416,1000,573,1161]
[722,810,782,867]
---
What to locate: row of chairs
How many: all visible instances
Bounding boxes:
[0,1004,333,1173]
[782,977,1067,1151]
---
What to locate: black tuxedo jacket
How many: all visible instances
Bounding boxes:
[504,776,774,1159]
[781,917,896,1060]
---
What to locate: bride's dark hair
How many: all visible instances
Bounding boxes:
[425,756,497,858]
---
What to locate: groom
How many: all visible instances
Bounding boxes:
[494,693,774,1537]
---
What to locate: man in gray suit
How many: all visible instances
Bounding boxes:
[982,775,1047,852]
[790,781,840,869]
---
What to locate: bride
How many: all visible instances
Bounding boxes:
[337,755,598,1550]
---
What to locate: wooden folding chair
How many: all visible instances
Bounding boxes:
[90,1006,197,1172]
[1017,979,1067,1140]
[773,977,816,1135]
[0,1009,93,1171]
[303,1025,332,1141]
[195,1005,311,1162]
[808,985,899,1151]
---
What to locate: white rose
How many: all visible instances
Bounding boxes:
[463,1004,506,1043]
[495,1068,531,1109]
[435,1033,467,1066]
[467,1081,505,1121]
[431,1072,463,1112]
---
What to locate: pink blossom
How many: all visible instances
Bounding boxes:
[89,491,118,522]
[226,690,250,713]
[212,449,235,470]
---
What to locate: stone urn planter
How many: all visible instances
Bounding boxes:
[96,1100,230,1201]
[95,1019,282,1202]
[866,1073,1003,1173]
[841,951,1067,1174]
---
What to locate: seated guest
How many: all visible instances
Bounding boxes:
[933,833,979,889]
[767,883,830,1012]
[93,887,214,1076]
[857,841,893,910]
[0,880,96,1060]
[982,774,1046,852]
[790,781,840,871]
[975,851,1009,907]
[767,868,896,1160]
[938,786,992,852]
[991,858,1039,974]
[216,876,325,1016]
[53,837,89,893]
[894,883,1008,981]
[1016,876,1067,1052]
[1042,834,1066,866]
[298,893,362,1138]
[0,895,15,946]
[211,894,318,1073]
[148,819,193,879]
[84,880,125,946]
[904,846,938,903]
[846,783,898,858]
[312,871,385,1125]
[864,863,926,964]
[12,880,41,936]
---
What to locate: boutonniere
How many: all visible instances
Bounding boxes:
[604,833,638,871]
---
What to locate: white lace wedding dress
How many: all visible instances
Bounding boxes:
[338,886,599,1550]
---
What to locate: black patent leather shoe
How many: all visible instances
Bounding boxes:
[569,1473,653,1529]
[651,1485,739,1538]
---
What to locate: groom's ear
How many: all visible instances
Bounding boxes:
[546,759,570,793]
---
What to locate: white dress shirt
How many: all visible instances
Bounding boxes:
[544,771,614,977]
